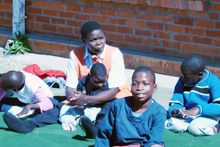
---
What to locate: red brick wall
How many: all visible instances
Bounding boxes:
[0,0,220,63]
[0,0,12,30]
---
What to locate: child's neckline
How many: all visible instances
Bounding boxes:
[131,100,154,116]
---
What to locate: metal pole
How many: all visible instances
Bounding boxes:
[12,0,25,39]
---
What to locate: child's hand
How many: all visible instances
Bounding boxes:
[67,90,87,108]
[171,109,186,118]
[67,94,77,101]
[16,104,31,117]
[179,107,199,117]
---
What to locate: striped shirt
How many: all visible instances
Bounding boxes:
[168,70,220,117]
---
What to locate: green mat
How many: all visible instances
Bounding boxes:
[0,112,95,147]
[1,111,220,147]
[163,128,220,147]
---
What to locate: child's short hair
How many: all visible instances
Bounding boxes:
[90,63,107,77]
[1,70,24,89]
[181,54,206,74]
[132,66,156,84]
[81,21,103,39]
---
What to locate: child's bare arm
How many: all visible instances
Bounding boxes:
[65,86,76,100]
[68,87,118,107]
[84,87,118,104]
[16,103,40,117]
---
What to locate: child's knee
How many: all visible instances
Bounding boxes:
[188,123,215,136]
[188,124,202,136]
[165,117,188,133]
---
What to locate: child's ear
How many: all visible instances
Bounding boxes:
[153,84,157,93]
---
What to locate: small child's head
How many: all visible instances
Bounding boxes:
[131,66,157,103]
[80,21,106,55]
[181,54,206,85]
[88,63,107,90]
[0,70,25,92]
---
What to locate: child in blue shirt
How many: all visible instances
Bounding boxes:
[166,54,220,136]
[95,66,166,147]
[59,62,112,138]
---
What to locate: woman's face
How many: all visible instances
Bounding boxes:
[83,29,106,55]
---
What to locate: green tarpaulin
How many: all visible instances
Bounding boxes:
[1,111,220,147]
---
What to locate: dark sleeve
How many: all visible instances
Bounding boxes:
[144,105,166,147]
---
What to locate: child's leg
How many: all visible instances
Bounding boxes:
[94,100,115,136]
[0,98,35,116]
[1,104,35,117]
[81,107,101,138]
[84,106,101,122]
[3,103,63,133]
[80,115,96,138]
[59,104,81,124]
[0,97,25,106]
[188,116,219,136]
[82,100,114,138]
[0,97,25,111]
[3,112,36,133]
[165,117,193,132]
[30,103,64,127]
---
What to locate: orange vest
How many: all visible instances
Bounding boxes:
[73,45,132,98]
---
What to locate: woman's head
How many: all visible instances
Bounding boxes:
[81,21,106,55]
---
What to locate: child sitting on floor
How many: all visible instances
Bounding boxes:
[0,70,58,117]
[3,63,113,138]
[59,63,114,138]
[95,66,166,147]
[166,54,220,136]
